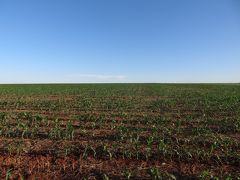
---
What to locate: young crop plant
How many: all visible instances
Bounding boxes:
[98,113,107,128]
[5,168,13,180]
[129,133,140,159]
[110,119,117,130]
[157,139,168,156]
[34,114,44,124]
[144,136,155,160]
[123,168,132,180]
[49,118,62,139]
[96,144,113,160]
[210,141,221,154]
[5,143,15,155]
[82,145,89,159]
[117,125,129,141]
[198,170,213,179]
[145,147,152,161]
[81,98,93,111]
[149,167,177,180]
[15,140,27,155]
[147,136,154,147]
[64,146,72,157]
[29,121,40,138]
[16,122,29,138]
[122,150,133,160]
[64,121,75,140]
[102,174,110,180]
[82,145,96,159]
[15,99,25,109]
[149,167,162,179]
[175,119,182,133]
[192,126,212,136]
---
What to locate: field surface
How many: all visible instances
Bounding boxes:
[0,84,239,179]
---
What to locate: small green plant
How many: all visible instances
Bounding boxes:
[147,136,154,147]
[5,168,13,180]
[123,168,132,179]
[199,170,211,179]
[167,173,177,180]
[149,167,161,179]
[49,118,62,139]
[102,174,109,180]
[64,121,74,140]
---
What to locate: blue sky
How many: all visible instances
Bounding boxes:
[0,0,239,83]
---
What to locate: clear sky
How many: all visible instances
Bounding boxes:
[0,0,239,83]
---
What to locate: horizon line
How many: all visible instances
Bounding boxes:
[0,82,239,85]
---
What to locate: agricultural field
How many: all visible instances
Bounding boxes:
[0,84,239,179]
